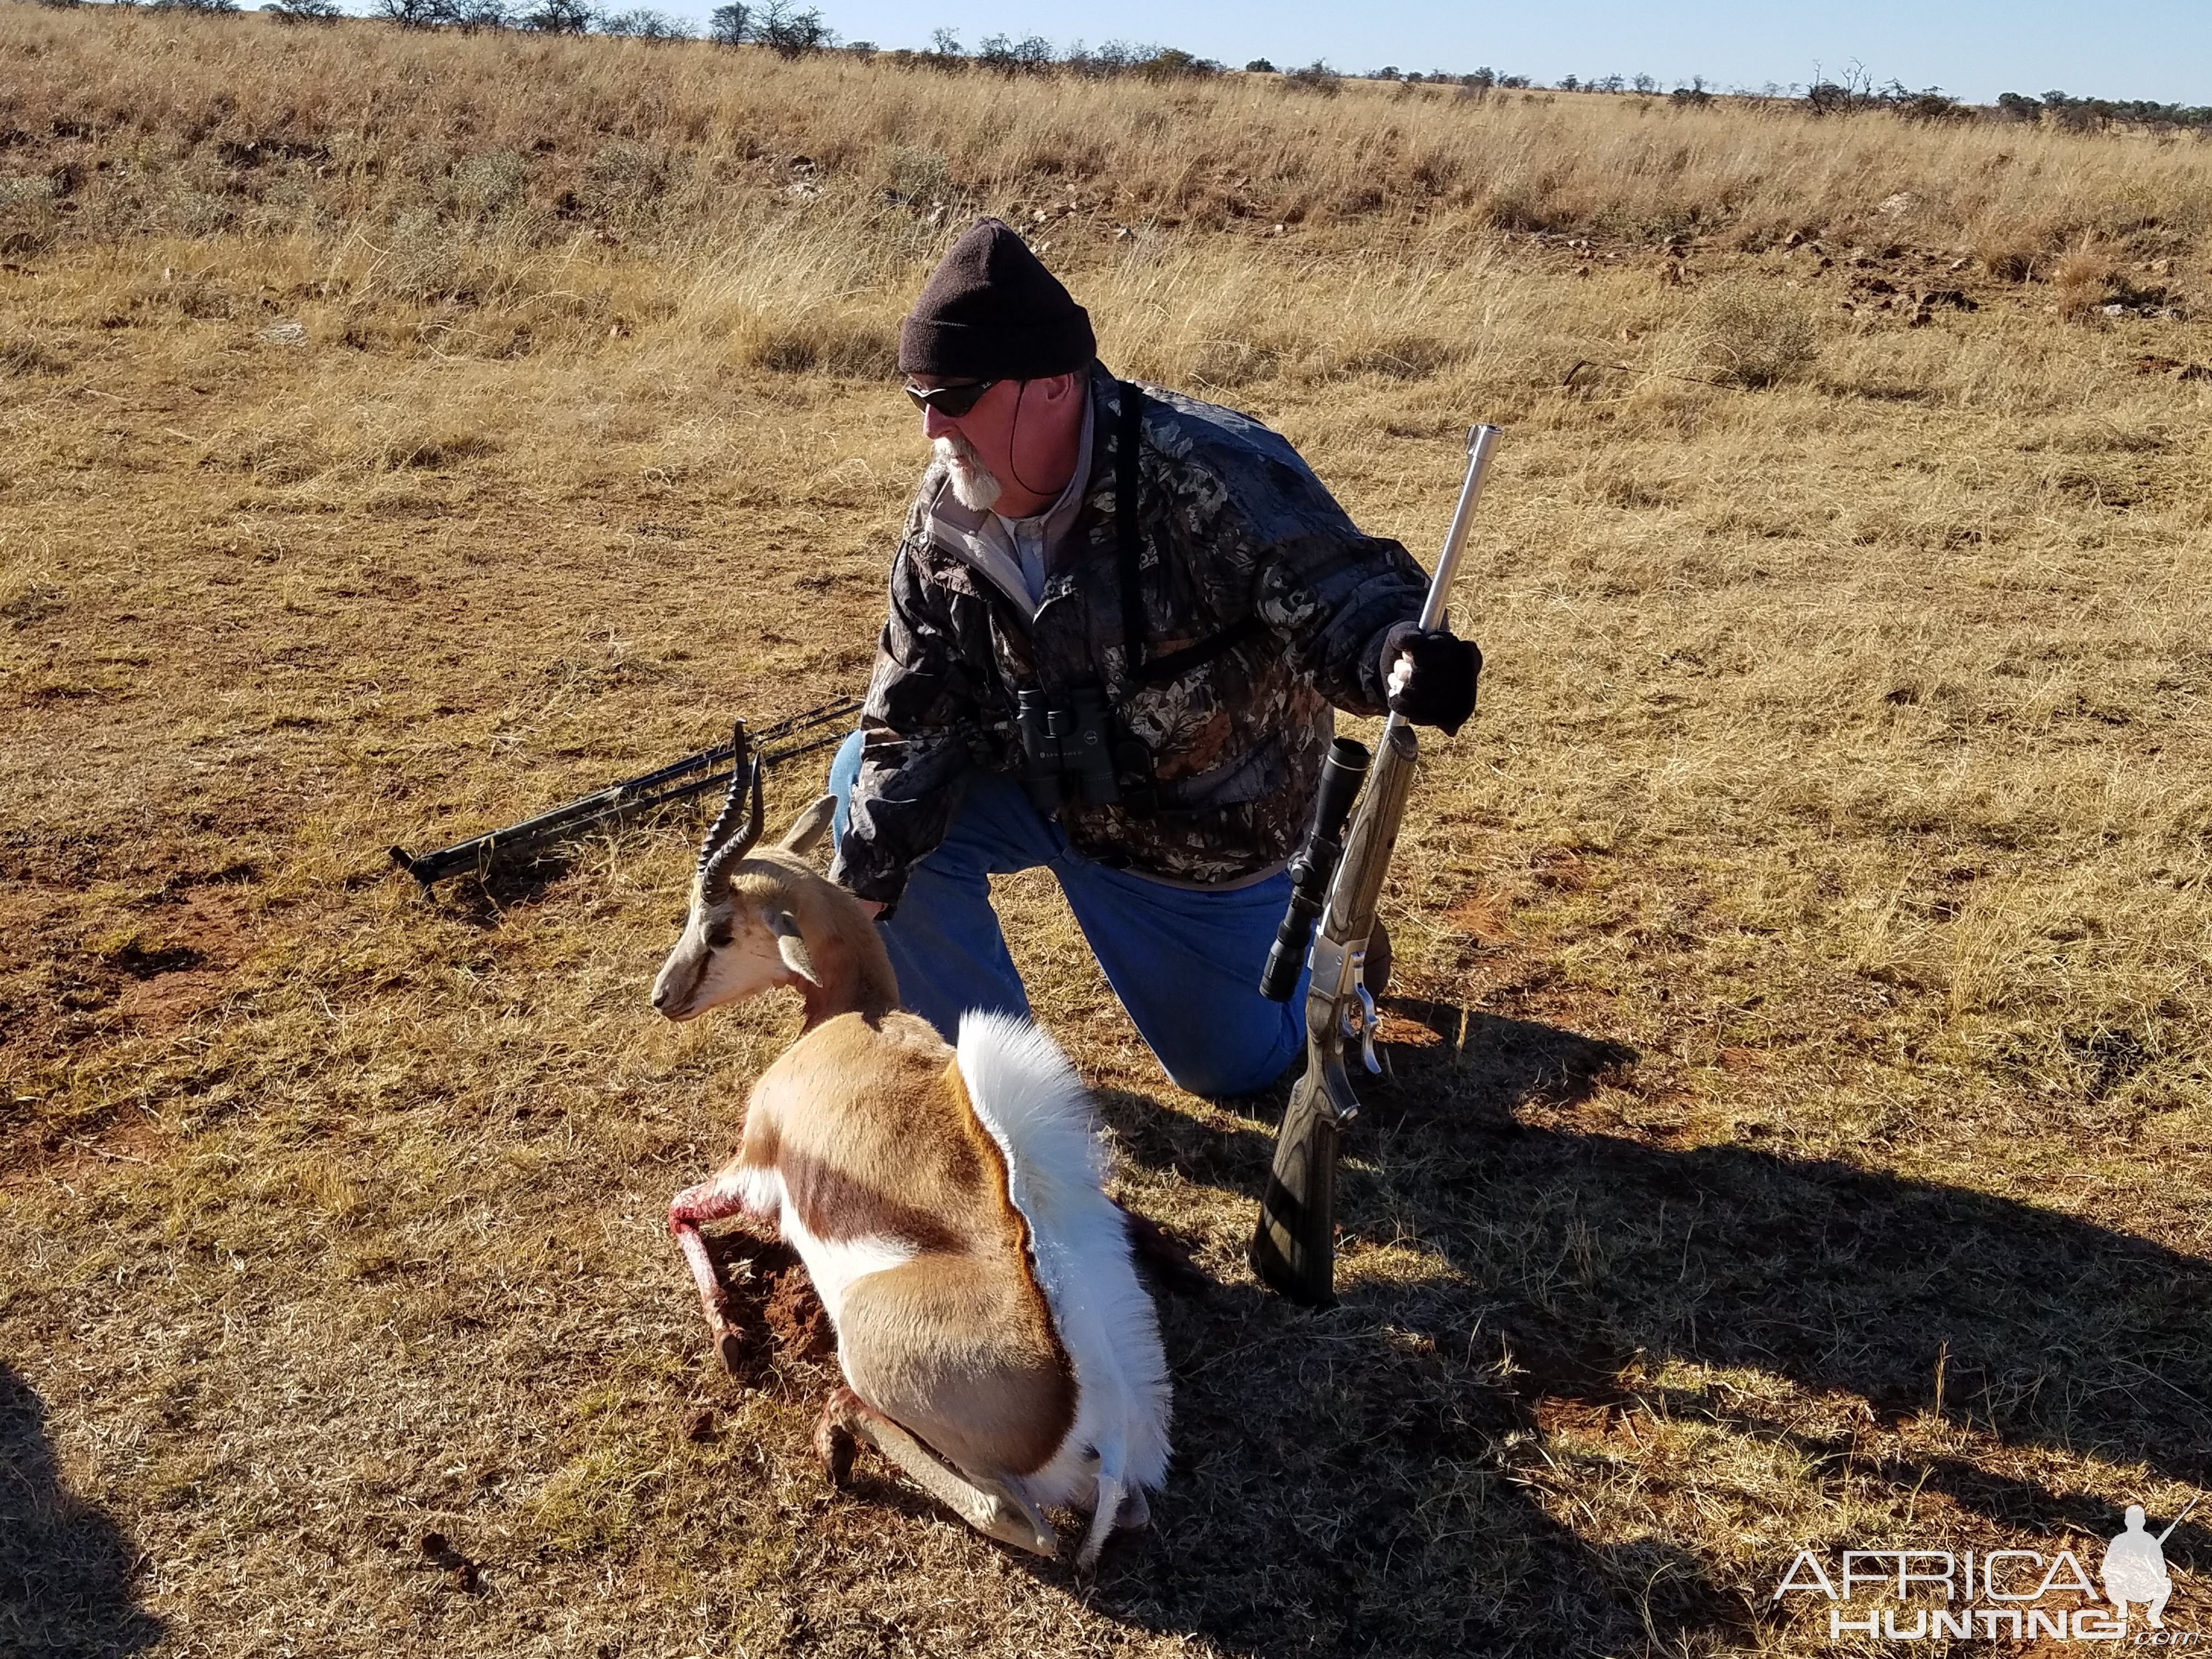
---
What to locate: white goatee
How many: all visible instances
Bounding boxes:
[935,433,1003,513]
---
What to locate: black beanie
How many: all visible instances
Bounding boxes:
[899,218,1096,380]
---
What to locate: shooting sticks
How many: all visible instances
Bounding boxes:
[389,695,860,890]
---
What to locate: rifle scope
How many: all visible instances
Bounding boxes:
[1259,736,1370,1002]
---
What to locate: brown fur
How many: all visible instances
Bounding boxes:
[731,851,899,1030]
[663,795,1086,1503]
[728,1012,1078,1477]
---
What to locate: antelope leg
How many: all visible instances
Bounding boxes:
[839,1400,1057,1558]
[812,1396,859,1488]
[1074,1472,1124,1574]
[669,1175,764,1367]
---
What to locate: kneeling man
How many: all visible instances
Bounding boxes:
[829,219,1479,1096]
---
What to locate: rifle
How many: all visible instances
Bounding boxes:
[1249,425,1503,1307]
[388,695,861,890]
[2155,1495,2202,1546]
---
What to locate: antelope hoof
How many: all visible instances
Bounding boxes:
[713,1324,752,1378]
[1118,1486,1150,1532]
[972,1494,1058,1559]
[814,1415,857,1488]
[815,1387,866,1488]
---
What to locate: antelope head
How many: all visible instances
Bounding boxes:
[651,727,837,1022]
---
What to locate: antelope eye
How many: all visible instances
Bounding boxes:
[704,922,734,948]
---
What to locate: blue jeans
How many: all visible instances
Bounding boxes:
[828,731,1307,1096]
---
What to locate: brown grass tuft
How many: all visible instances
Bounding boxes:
[2053,240,2120,320]
[1683,280,1820,387]
[738,314,900,376]
[1974,215,2070,281]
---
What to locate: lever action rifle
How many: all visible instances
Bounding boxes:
[1249,425,1503,1307]
[389,695,860,890]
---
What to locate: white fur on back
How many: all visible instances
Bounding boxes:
[955,1011,1171,1506]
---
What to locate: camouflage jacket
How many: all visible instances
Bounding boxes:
[830,365,1431,906]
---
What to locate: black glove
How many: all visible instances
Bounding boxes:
[1384,628,1482,736]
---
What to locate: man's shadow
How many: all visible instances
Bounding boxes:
[1081,1002,2211,1657]
[0,1365,163,1659]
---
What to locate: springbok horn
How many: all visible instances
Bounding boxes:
[699,755,765,903]
[694,725,755,888]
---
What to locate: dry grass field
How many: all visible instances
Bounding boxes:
[4,8,2212,1656]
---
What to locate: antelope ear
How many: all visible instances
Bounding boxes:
[778,793,838,856]
[765,909,820,986]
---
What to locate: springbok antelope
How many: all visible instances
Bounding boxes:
[653,732,1170,1568]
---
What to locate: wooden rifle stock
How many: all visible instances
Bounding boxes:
[1249,425,1503,1306]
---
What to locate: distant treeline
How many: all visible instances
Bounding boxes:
[1993,89,2212,132]
[1787,66,2211,130]
[32,0,2212,128]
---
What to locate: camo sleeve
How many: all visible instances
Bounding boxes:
[827,539,985,909]
[1239,454,1432,717]
[1159,413,1433,716]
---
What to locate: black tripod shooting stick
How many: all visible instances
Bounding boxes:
[1249,425,1503,1307]
[389,695,860,890]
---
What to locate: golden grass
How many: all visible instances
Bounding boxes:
[4,8,2212,1657]
[7,2,2212,267]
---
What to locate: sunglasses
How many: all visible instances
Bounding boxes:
[902,379,1000,419]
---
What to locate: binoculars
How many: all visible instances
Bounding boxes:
[1017,685,1123,812]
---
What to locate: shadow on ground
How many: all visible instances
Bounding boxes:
[1069,1003,2212,1657]
[0,1365,162,1659]
[399,848,583,926]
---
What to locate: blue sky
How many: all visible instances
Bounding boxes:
[721,0,2210,106]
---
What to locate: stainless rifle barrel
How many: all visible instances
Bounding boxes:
[1415,424,1503,632]
[1380,424,1501,744]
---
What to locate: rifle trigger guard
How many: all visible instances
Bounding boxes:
[1350,981,1382,1075]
